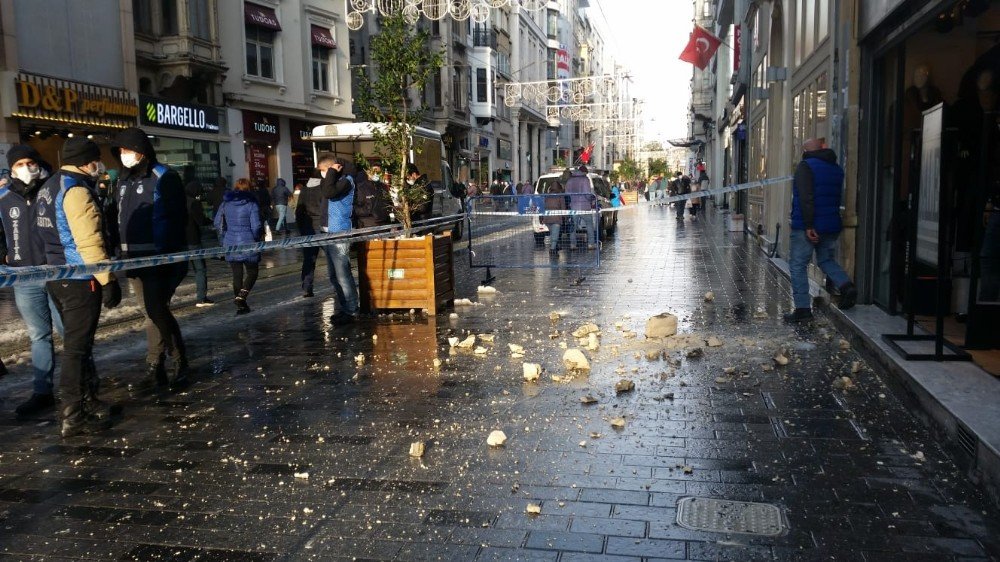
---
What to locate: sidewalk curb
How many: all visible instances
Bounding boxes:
[766,253,1000,509]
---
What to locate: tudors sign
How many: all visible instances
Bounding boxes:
[3,71,138,128]
[139,95,220,133]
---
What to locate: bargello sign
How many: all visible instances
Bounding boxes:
[139,95,220,133]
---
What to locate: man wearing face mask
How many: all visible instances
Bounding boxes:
[0,146,64,418]
[113,127,189,391]
[34,138,122,437]
[405,164,434,222]
[318,155,359,325]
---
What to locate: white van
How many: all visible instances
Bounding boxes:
[307,122,466,239]
[533,170,619,242]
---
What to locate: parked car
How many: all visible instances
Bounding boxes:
[531,171,619,245]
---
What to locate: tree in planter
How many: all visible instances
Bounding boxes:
[354,11,444,233]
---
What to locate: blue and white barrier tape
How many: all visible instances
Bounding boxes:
[0,214,464,288]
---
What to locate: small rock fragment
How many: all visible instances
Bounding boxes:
[686,348,704,359]
[578,441,587,448]
[449,313,459,320]
[682,466,694,474]
[433,358,442,369]
[562,349,591,371]
[580,395,598,405]
[610,417,626,429]
[526,503,542,515]
[706,336,723,347]
[832,376,855,391]
[487,430,507,447]
[704,291,715,302]
[477,285,497,294]
[572,323,600,338]
[508,343,525,355]
[549,312,561,322]
[354,353,366,366]
[408,442,425,458]
[456,335,476,348]
[294,472,310,479]
[839,339,850,351]
[614,379,635,394]
[454,298,479,306]
[587,332,600,351]
[474,346,488,355]
[478,334,496,343]
[645,313,678,339]
[715,377,730,384]
[851,361,862,374]
[522,363,542,382]
[589,432,602,439]
[773,352,789,366]
[448,337,460,347]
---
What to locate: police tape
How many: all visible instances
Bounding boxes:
[0,214,465,288]
[466,176,793,216]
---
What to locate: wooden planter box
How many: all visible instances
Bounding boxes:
[358,234,455,314]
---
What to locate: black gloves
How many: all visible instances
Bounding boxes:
[102,279,122,309]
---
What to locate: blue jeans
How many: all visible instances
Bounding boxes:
[572,214,597,247]
[326,242,359,316]
[789,229,851,310]
[274,204,288,232]
[13,284,64,395]
[548,223,561,250]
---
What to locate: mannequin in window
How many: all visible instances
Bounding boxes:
[905,64,943,113]
[952,66,1000,254]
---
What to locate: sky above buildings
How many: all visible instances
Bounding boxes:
[590,0,695,144]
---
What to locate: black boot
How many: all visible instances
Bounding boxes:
[129,362,167,392]
[838,282,858,311]
[235,289,251,315]
[783,308,814,323]
[15,393,56,419]
[81,356,112,419]
[61,401,111,438]
[168,358,190,391]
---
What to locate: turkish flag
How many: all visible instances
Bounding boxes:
[679,25,722,70]
[580,143,594,164]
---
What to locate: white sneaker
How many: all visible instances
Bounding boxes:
[195,298,215,308]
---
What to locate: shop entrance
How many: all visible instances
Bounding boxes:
[868,4,1000,364]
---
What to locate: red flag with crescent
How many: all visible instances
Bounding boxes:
[679,25,722,70]
[580,143,595,164]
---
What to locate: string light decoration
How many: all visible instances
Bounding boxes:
[347,0,546,30]
[503,75,621,108]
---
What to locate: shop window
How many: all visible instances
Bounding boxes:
[162,0,179,35]
[246,24,275,79]
[134,0,153,34]
[433,70,443,107]
[312,46,331,92]
[188,0,211,40]
[477,68,488,102]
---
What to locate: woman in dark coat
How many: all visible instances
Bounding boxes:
[214,178,262,314]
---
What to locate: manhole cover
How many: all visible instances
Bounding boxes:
[676,497,786,536]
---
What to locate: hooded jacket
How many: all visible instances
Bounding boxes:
[0,175,46,267]
[272,179,291,207]
[791,148,845,233]
[564,169,594,211]
[34,168,114,285]
[321,167,355,233]
[214,190,262,264]
[353,176,392,228]
[114,128,188,260]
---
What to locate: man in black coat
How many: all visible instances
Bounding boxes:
[185,180,213,307]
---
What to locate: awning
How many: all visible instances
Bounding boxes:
[245,2,281,31]
[311,25,335,49]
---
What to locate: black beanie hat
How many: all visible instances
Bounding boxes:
[6,144,41,168]
[61,138,102,166]
[111,127,155,156]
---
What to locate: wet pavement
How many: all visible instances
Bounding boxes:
[1,205,999,561]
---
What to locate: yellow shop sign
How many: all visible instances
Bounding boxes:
[4,72,138,128]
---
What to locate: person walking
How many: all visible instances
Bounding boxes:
[542,180,566,254]
[319,156,360,325]
[295,171,324,298]
[0,145,64,418]
[214,178,262,315]
[353,163,392,228]
[785,138,858,323]
[34,138,122,437]
[673,172,688,220]
[185,179,213,307]
[271,178,292,234]
[254,180,273,226]
[113,127,190,391]
[565,165,597,250]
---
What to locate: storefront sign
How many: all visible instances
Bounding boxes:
[311,25,336,49]
[139,95,219,133]
[248,143,270,186]
[917,104,943,267]
[245,2,281,31]
[497,139,512,161]
[289,119,321,144]
[4,72,138,128]
[733,25,741,74]
[242,110,280,143]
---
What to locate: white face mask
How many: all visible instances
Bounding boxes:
[406,178,416,186]
[120,153,142,169]
[87,162,102,178]
[12,164,40,185]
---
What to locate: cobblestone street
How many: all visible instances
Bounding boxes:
[1,204,999,561]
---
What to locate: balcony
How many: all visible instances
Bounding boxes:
[473,29,498,49]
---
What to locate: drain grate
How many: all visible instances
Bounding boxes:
[676,497,786,537]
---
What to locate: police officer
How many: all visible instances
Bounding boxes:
[113,127,189,391]
[34,138,122,437]
[0,145,63,418]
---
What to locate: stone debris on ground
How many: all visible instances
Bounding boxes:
[572,322,600,338]
[706,336,723,347]
[408,442,425,457]
[645,312,678,338]
[704,291,715,302]
[614,379,635,394]
[580,394,598,405]
[486,430,507,447]
[562,348,591,372]
[522,363,542,382]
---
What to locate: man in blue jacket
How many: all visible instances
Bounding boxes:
[318,155,359,325]
[785,138,857,323]
[113,127,189,389]
[0,145,64,418]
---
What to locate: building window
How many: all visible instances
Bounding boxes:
[246,24,275,79]
[312,46,331,92]
[134,0,153,34]
[546,9,558,39]
[433,69,443,107]
[477,68,488,102]
[189,0,211,40]
[162,0,179,35]
[453,68,465,110]
[795,0,830,66]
